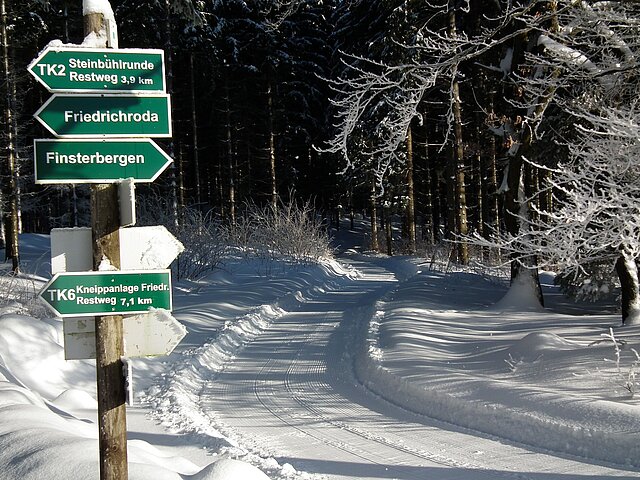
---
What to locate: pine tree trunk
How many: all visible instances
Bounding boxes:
[502,0,561,303]
[405,125,416,254]
[449,10,468,265]
[267,77,278,208]
[225,80,236,226]
[177,141,186,218]
[349,186,355,231]
[473,111,484,242]
[189,53,202,208]
[483,89,500,241]
[445,145,456,247]
[216,160,225,219]
[420,109,435,244]
[501,46,547,304]
[505,153,544,307]
[369,175,379,252]
[384,198,392,256]
[0,193,5,249]
[164,0,179,226]
[1,0,18,273]
[453,89,468,263]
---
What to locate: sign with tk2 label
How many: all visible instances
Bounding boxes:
[28,47,165,93]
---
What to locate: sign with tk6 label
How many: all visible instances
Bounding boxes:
[39,270,172,317]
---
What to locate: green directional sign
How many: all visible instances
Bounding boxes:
[34,139,173,184]
[28,47,166,93]
[39,270,172,317]
[34,94,172,138]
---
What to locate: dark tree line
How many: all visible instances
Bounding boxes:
[3,0,640,323]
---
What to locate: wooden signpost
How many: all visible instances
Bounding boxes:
[30,7,180,480]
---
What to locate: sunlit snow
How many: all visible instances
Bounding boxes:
[1,224,639,479]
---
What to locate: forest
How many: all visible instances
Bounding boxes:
[2,0,640,322]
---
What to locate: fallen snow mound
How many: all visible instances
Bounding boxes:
[506,331,577,362]
[189,458,270,480]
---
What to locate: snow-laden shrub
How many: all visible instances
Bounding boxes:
[0,273,47,318]
[171,208,228,280]
[228,198,333,269]
[554,261,617,302]
[596,328,640,397]
[137,193,331,277]
[136,195,227,280]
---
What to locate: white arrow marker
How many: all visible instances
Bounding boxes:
[63,309,186,359]
[51,225,184,274]
[120,225,184,270]
[123,309,186,357]
[63,317,96,360]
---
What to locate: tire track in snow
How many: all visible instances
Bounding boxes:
[256,314,535,480]
[162,255,637,479]
[198,259,540,480]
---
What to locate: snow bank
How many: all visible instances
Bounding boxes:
[354,264,640,468]
[493,270,545,312]
[1,235,366,479]
[142,257,357,479]
[189,459,270,480]
[0,311,272,479]
[7,231,639,476]
[0,314,95,399]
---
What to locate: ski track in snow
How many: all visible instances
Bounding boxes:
[147,253,640,479]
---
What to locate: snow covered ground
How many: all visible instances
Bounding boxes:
[1,226,640,479]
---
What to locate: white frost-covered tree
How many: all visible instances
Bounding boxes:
[325,0,640,318]
[485,1,640,323]
[525,104,640,324]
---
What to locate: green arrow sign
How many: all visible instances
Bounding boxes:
[34,139,173,184]
[28,47,165,93]
[39,270,172,317]
[34,94,172,138]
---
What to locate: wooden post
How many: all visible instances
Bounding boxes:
[85,10,129,480]
[92,185,128,480]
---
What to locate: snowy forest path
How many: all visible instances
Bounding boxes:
[198,255,640,480]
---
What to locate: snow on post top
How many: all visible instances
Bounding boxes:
[83,0,115,19]
[82,0,117,48]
